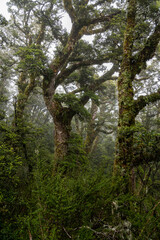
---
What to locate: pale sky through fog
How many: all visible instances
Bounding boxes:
[0,0,9,19]
[0,0,72,31]
[0,0,94,42]
[0,0,108,73]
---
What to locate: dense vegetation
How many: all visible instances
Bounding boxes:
[0,0,160,239]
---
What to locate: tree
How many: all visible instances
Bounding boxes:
[115,0,160,192]
[5,0,122,168]
[84,80,117,156]
[41,1,121,164]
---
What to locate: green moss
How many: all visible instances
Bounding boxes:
[53,93,90,120]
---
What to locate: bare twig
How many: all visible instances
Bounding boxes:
[63,227,72,239]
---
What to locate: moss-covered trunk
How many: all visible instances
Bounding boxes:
[13,73,35,172]
[43,90,73,166]
[85,101,98,155]
[115,73,135,191]
[53,113,72,162]
[114,0,136,192]
[14,73,35,128]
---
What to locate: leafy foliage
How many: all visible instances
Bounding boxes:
[17,44,47,74]
[53,93,91,120]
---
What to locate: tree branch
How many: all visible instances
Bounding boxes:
[79,64,118,106]
[63,0,76,23]
[54,56,114,88]
[93,63,118,88]
[24,73,36,97]
[99,129,114,135]
[133,89,160,117]
[36,3,54,45]
[84,25,110,35]
[56,56,118,87]
[132,24,160,77]
[48,7,121,91]
[80,226,108,237]
[84,10,121,27]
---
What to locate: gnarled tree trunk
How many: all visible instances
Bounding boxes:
[53,111,72,161]
[114,0,137,193]
[43,86,74,166]
[115,0,160,193]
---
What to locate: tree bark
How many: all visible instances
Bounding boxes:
[114,0,137,192]
[114,0,160,193]
[53,111,72,162]
[85,101,98,155]
[13,73,36,173]
[43,89,74,166]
